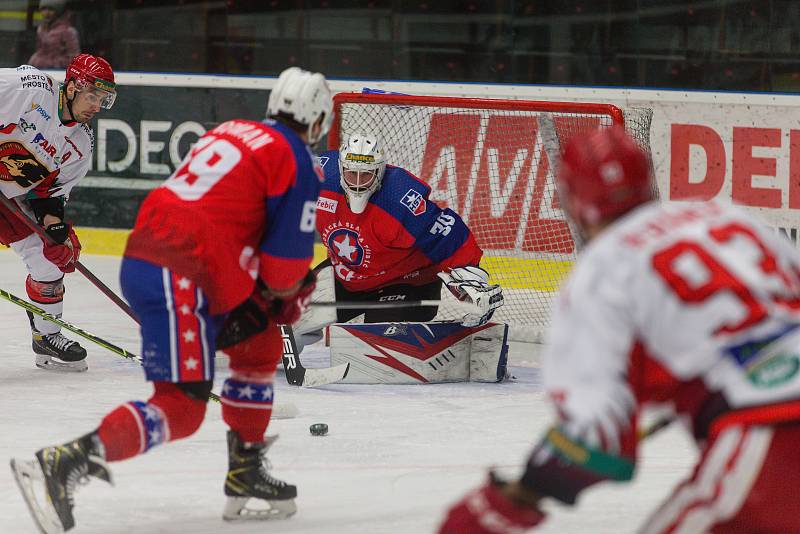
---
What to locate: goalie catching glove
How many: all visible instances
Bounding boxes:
[438,266,503,327]
[217,271,316,350]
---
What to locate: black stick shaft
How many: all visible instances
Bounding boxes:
[0,287,220,402]
[0,195,139,324]
[310,299,445,310]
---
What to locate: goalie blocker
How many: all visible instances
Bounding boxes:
[328,321,509,384]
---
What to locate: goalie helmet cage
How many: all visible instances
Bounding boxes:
[330,92,656,343]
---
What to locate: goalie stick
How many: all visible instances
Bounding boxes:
[280,324,350,387]
[0,194,139,324]
[0,287,299,418]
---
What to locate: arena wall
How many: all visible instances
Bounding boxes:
[52,71,800,256]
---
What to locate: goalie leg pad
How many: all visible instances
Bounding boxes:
[293,265,336,336]
[330,321,502,384]
[469,323,510,382]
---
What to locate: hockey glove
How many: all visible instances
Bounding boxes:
[439,474,545,534]
[217,284,272,351]
[438,266,503,327]
[269,270,316,325]
[43,222,81,273]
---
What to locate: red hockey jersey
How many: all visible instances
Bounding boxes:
[124,119,321,315]
[315,150,482,292]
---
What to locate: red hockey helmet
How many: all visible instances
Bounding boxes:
[65,54,116,109]
[556,125,652,229]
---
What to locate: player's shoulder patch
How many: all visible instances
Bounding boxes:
[317,150,341,190]
[371,165,431,218]
[316,195,338,214]
[13,66,56,97]
[399,188,426,216]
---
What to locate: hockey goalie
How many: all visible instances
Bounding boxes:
[296,132,508,384]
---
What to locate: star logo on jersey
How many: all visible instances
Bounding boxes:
[328,228,365,266]
[401,188,426,216]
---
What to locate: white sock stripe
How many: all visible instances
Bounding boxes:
[122,403,147,456]
[641,425,776,533]
[219,398,274,410]
[150,402,171,444]
[680,426,773,532]
[162,268,178,381]
[195,287,211,381]
[641,426,745,533]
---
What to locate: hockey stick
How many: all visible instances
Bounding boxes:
[638,416,675,441]
[280,324,350,387]
[310,299,480,312]
[1,286,141,364]
[0,195,139,324]
[0,287,299,418]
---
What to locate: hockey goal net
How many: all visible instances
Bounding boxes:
[330,92,655,341]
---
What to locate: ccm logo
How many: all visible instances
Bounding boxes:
[378,294,406,302]
[280,325,296,369]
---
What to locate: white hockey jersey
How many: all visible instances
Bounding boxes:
[0,65,93,200]
[544,200,800,451]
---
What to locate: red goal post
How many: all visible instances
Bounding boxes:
[329,92,655,342]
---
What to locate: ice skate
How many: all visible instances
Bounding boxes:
[10,432,112,533]
[223,430,297,521]
[32,330,88,372]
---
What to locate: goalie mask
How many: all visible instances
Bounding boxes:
[338,132,386,214]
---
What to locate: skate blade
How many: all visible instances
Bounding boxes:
[9,458,65,534]
[222,496,297,521]
[35,354,88,373]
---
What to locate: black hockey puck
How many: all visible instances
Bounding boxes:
[309,423,328,436]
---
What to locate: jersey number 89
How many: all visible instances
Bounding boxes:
[164,136,242,201]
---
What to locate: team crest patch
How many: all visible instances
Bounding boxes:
[0,141,50,188]
[317,197,338,213]
[401,188,426,216]
[328,228,365,266]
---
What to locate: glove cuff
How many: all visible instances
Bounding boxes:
[45,222,70,244]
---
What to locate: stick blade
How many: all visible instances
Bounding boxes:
[300,363,350,388]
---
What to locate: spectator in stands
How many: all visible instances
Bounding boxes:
[28,0,80,70]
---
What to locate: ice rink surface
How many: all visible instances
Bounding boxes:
[0,250,697,533]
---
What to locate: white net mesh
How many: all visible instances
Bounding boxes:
[331,94,654,340]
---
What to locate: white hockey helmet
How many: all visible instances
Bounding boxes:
[339,132,386,214]
[267,66,333,145]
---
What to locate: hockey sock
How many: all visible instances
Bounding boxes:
[221,375,274,443]
[97,382,207,462]
[26,275,64,335]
